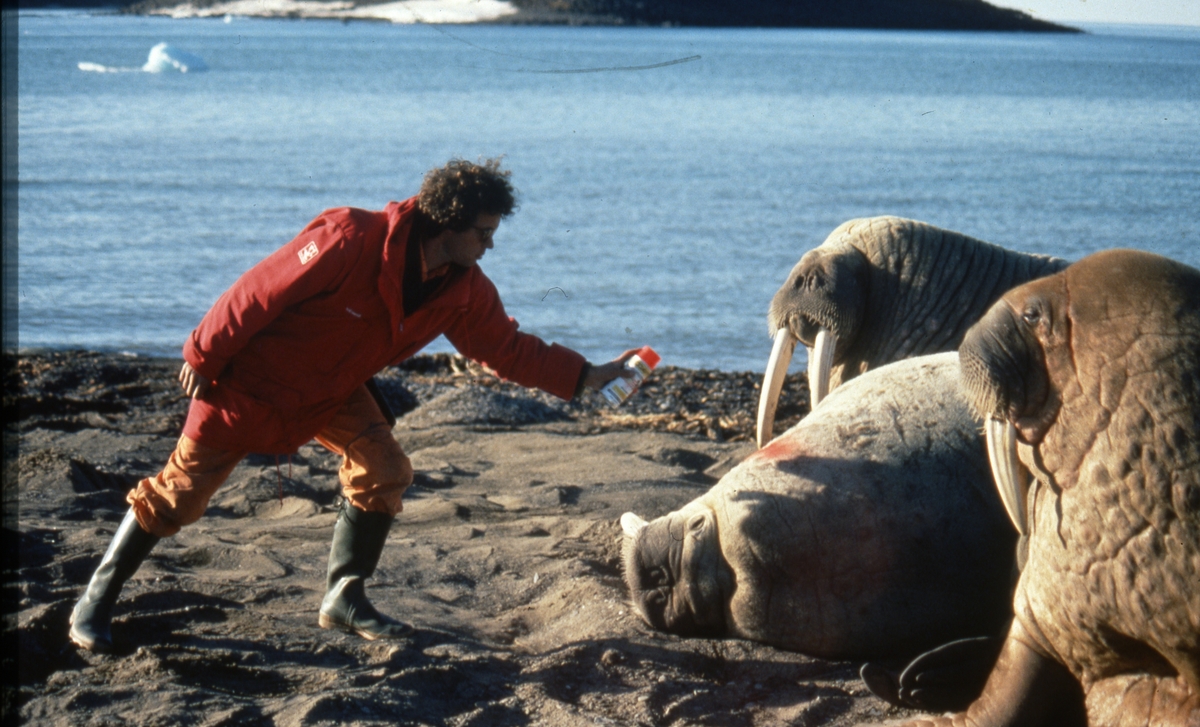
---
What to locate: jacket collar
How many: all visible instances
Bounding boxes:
[381,198,473,323]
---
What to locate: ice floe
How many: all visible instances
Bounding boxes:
[77,61,135,73]
[78,42,209,73]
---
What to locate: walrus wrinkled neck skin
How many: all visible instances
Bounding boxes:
[622,502,732,638]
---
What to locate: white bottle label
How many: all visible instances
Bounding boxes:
[600,355,649,406]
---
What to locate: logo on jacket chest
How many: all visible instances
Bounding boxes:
[298,241,319,265]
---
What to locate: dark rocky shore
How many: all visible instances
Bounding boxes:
[6,350,939,727]
[7,349,809,444]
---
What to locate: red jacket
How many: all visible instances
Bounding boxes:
[181,197,586,454]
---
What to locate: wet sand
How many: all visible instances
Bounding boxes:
[8,350,924,726]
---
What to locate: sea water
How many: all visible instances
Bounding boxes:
[15,12,1200,372]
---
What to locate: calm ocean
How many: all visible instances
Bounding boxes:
[16,12,1200,372]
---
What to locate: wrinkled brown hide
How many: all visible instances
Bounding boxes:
[938,249,1200,727]
[624,354,1016,661]
[767,216,1067,392]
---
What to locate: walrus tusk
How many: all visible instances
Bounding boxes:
[621,512,649,538]
[985,418,1030,536]
[808,327,835,409]
[757,329,797,448]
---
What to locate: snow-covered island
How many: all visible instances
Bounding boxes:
[107,0,1079,31]
[139,0,520,23]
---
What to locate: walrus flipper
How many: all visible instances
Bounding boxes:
[860,635,1003,712]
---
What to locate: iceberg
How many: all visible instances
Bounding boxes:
[142,43,208,73]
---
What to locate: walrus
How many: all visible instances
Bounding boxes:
[758,216,1068,446]
[894,249,1200,726]
[621,353,1016,660]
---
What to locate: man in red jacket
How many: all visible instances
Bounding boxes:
[69,158,634,651]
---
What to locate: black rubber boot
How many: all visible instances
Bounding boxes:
[69,508,160,652]
[318,503,413,639]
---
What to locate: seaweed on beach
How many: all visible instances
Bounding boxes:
[11,349,810,442]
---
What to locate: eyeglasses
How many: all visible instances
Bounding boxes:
[472,225,497,242]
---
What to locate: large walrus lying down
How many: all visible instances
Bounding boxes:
[621,353,1017,661]
[888,249,1200,727]
[758,216,1068,446]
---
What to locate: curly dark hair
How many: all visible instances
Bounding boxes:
[417,158,517,232]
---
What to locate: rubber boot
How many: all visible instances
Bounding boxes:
[69,508,160,652]
[318,503,413,639]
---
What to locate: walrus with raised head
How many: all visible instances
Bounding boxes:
[758,216,1068,446]
[885,249,1200,726]
[621,353,1016,660]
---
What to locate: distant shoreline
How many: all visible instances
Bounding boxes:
[19,0,1080,32]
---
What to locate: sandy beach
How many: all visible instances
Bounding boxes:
[6,349,933,725]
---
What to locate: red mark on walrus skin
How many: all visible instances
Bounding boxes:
[750,436,808,463]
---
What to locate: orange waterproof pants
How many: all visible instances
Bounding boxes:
[127,384,413,537]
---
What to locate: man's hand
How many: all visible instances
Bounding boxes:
[581,349,640,391]
[178,362,212,400]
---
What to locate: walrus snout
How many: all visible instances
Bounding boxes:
[767,286,825,348]
[961,303,1034,424]
[960,297,1059,447]
[767,245,864,351]
[620,507,729,638]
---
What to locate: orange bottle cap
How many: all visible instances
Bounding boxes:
[636,346,661,369]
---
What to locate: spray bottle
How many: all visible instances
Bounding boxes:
[600,346,661,406]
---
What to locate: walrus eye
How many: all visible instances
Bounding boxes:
[1022,306,1041,326]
